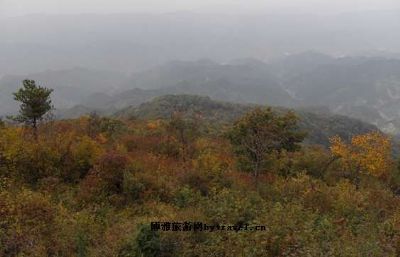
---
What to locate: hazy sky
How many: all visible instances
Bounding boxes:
[1,0,399,17]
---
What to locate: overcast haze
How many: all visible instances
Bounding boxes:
[1,0,400,76]
[2,0,400,137]
[1,0,400,16]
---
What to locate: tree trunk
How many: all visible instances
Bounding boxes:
[323,156,339,174]
[32,117,38,140]
[253,158,260,189]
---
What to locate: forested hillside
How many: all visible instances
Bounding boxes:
[2,84,400,256]
[117,95,378,147]
[2,2,400,255]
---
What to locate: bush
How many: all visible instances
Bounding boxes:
[119,225,161,257]
[174,186,202,208]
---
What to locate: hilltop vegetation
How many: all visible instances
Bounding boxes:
[2,85,400,255]
[117,95,378,147]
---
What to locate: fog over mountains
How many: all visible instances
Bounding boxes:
[1,10,400,134]
[1,10,400,75]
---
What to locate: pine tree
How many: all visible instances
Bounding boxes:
[11,79,53,139]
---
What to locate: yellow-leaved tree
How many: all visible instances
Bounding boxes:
[329,131,393,180]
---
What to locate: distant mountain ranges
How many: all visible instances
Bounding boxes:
[2,52,400,135]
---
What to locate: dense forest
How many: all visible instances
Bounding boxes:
[2,81,400,256]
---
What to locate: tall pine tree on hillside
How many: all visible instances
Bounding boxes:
[10,79,53,139]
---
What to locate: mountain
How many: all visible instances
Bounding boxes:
[119,59,294,106]
[59,56,400,136]
[270,51,336,81]
[115,94,253,122]
[286,58,400,134]
[4,55,400,136]
[116,94,378,147]
[64,59,294,117]
[101,56,400,136]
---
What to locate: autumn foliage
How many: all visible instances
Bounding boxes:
[1,111,400,256]
[330,131,394,179]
